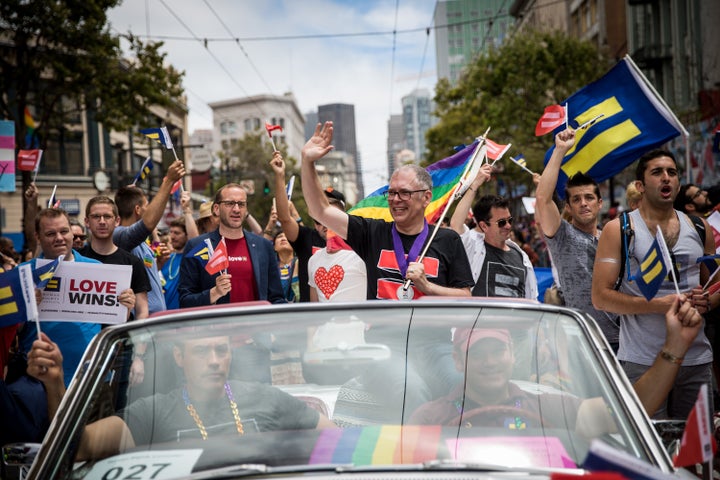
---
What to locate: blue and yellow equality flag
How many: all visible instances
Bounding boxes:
[0,264,37,327]
[544,56,686,199]
[635,235,669,301]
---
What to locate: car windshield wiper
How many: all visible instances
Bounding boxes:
[184,463,353,479]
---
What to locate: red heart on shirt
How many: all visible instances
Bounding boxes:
[314,265,345,299]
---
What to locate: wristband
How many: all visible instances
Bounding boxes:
[296,217,303,223]
[133,353,146,361]
[659,349,683,365]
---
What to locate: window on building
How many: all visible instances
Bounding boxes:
[42,130,84,175]
[253,118,261,130]
[244,119,253,131]
[279,118,285,129]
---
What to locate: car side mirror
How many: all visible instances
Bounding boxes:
[652,419,685,458]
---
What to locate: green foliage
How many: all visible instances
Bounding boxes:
[209,132,308,226]
[426,29,610,195]
[0,0,185,147]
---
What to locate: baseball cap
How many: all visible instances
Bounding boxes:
[453,328,511,353]
[198,202,213,219]
[324,188,346,209]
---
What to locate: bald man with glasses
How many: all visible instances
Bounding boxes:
[179,183,285,307]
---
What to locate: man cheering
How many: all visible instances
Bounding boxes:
[301,122,473,300]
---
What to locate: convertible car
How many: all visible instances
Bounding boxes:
[4,299,693,479]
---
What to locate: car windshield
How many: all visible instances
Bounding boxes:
[41,302,666,478]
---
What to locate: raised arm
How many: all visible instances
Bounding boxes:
[180,191,199,240]
[449,163,493,234]
[271,151,299,241]
[24,182,39,256]
[591,218,676,315]
[142,160,186,232]
[300,122,349,238]
[535,129,574,238]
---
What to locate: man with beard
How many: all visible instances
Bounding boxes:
[178,184,285,306]
[592,149,718,419]
[674,184,715,217]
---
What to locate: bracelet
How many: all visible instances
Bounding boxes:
[659,349,684,365]
[133,353,146,361]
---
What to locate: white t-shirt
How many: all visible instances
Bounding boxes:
[308,248,367,302]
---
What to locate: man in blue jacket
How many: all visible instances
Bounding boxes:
[179,183,285,307]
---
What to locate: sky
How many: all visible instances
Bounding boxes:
[107,0,440,193]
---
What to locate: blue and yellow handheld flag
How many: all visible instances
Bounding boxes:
[634,236,669,301]
[0,264,37,327]
[186,241,209,262]
[33,256,60,289]
[131,157,154,186]
[697,254,720,273]
[140,126,173,149]
[544,56,686,199]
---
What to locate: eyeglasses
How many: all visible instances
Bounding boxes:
[691,189,706,200]
[73,234,87,241]
[218,200,247,209]
[88,214,115,221]
[485,216,513,228]
[383,189,427,200]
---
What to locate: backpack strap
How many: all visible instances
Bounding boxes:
[614,211,634,291]
[688,214,706,246]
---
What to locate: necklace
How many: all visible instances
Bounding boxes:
[166,252,180,280]
[182,382,244,439]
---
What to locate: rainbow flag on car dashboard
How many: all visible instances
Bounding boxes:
[348,141,480,224]
[309,426,442,465]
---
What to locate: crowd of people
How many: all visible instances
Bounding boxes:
[1,121,719,461]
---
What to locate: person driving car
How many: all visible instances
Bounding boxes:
[410,295,703,427]
[27,333,336,460]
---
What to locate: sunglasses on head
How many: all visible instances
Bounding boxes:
[485,216,513,228]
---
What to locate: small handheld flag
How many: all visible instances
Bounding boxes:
[33,256,61,289]
[655,225,681,296]
[205,238,229,275]
[510,154,535,176]
[485,138,511,163]
[265,122,283,151]
[633,234,668,301]
[140,127,173,149]
[17,149,43,172]
[132,157,154,186]
[286,175,295,200]
[673,384,717,467]
[535,105,567,136]
[48,185,60,209]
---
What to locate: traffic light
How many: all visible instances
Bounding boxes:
[263,180,270,196]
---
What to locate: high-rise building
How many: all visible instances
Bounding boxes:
[401,89,436,163]
[304,110,318,141]
[434,0,513,84]
[317,103,363,197]
[386,114,405,180]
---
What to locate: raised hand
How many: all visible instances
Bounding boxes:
[302,122,334,164]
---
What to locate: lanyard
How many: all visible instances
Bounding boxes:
[391,220,429,278]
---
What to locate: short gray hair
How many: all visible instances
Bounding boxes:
[393,164,432,190]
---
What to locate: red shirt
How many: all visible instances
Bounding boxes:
[225,237,258,302]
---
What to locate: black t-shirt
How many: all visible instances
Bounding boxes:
[289,226,326,302]
[345,216,474,300]
[79,245,151,295]
[120,381,320,444]
[472,243,526,297]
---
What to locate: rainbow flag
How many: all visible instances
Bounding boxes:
[24,106,40,148]
[349,142,480,224]
[309,426,442,465]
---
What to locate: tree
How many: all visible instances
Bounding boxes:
[426,30,609,194]
[211,132,308,227]
[0,0,184,149]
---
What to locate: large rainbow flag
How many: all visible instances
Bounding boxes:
[348,141,481,224]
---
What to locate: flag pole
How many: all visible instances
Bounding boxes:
[401,129,490,293]
[702,264,720,290]
[47,185,57,208]
[509,156,535,176]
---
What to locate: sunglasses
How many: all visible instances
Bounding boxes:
[73,234,87,241]
[485,216,513,228]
